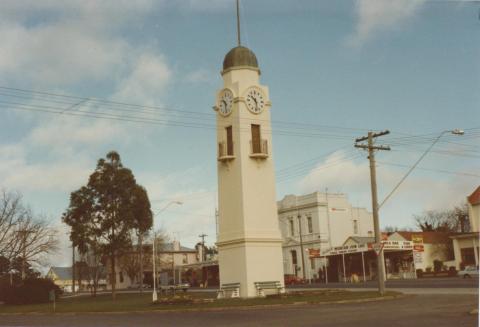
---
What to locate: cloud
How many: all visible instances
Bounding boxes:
[296,150,476,228]
[0,22,130,87]
[185,69,214,84]
[112,53,172,105]
[346,0,426,47]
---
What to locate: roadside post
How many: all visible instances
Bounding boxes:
[49,289,56,313]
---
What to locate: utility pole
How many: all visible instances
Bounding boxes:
[139,232,144,293]
[199,234,207,262]
[355,130,390,296]
[72,243,76,294]
[297,214,306,280]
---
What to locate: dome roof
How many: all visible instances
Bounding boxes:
[223,46,259,71]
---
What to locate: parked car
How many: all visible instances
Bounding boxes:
[128,283,151,289]
[160,282,190,293]
[284,274,305,285]
[458,266,479,278]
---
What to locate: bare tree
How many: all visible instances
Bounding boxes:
[82,243,103,296]
[0,190,59,276]
[119,247,140,285]
[414,202,470,233]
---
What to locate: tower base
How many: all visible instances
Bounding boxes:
[217,239,285,298]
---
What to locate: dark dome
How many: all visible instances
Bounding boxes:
[223,46,259,71]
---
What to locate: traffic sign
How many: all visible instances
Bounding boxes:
[371,243,384,256]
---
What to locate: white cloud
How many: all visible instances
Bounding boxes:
[347,0,426,47]
[0,22,130,87]
[112,53,172,105]
[296,150,476,228]
[185,68,214,83]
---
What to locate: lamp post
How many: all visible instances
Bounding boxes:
[152,200,183,302]
[379,129,464,209]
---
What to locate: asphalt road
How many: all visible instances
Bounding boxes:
[288,277,479,289]
[0,294,477,327]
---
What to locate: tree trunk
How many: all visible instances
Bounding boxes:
[111,253,116,300]
[139,233,143,293]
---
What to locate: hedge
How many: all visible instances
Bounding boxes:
[2,278,62,305]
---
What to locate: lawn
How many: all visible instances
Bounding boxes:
[0,290,401,314]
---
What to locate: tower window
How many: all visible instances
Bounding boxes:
[353,220,358,234]
[226,125,233,156]
[289,219,295,236]
[307,216,313,234]
[251,124,261,153]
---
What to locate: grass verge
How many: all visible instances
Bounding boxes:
[0,290,401,314]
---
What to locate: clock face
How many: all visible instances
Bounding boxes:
[218,89,234,116]
[245,87,265,114]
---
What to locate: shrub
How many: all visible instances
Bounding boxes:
[433,260,443,273]
[448,266,457,276]
[3,278,61,305]
[415,269,423,278]
[425,267,432,273]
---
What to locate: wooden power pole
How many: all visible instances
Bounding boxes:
[355,130,390,296]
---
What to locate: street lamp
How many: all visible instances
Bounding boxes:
[379,129,464,209]
[152,200,183,302]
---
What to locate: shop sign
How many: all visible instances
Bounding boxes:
[330,208,347,212]
[382,240,413,250]
[414,251,423,264]
[308,248,321,258]
[412,235,423,244]
[413,244,424,252]
[322,244,369,256]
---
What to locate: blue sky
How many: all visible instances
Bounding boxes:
[0,0,479,267]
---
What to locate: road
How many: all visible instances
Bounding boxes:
[288,277,478,289]
[0,294,477,327]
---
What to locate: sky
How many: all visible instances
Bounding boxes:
[0,0,479,268]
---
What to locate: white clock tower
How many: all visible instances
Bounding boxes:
[213,4,285,298]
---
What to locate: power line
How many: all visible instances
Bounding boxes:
[377,161,480,178]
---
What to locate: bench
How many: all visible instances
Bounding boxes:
[254,281,284,297]
[160,283,189,295]
[217,282,240,299]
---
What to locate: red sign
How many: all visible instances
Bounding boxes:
[413,244,424,252]
[308,248,321,258]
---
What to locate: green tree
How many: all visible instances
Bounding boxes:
[62,151,153,299]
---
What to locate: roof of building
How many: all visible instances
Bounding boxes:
[467,186,480,205]
[223,46,259,71]
[450,232,480,240]
[160,243,196,252]
[344,236,375,245]
[49,267,72,280]
[394,231,452,244]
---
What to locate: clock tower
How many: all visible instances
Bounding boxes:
[214,10,285,297]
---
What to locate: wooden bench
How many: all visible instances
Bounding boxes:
[254,281,284,297]
[217,282,240,299]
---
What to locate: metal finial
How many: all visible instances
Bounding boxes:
[236,0,241,46]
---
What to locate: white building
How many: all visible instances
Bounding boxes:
[278,192,374,280]
[106,240,199,289]
[450,186,480,270]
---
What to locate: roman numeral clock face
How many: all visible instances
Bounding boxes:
[245,87,265,114]
[218,89,234,116]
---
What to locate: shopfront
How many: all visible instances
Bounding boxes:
[321,239,416,282]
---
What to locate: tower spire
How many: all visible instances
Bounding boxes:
[236,0,241,46]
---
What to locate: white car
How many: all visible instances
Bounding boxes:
[458,266,479,278]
